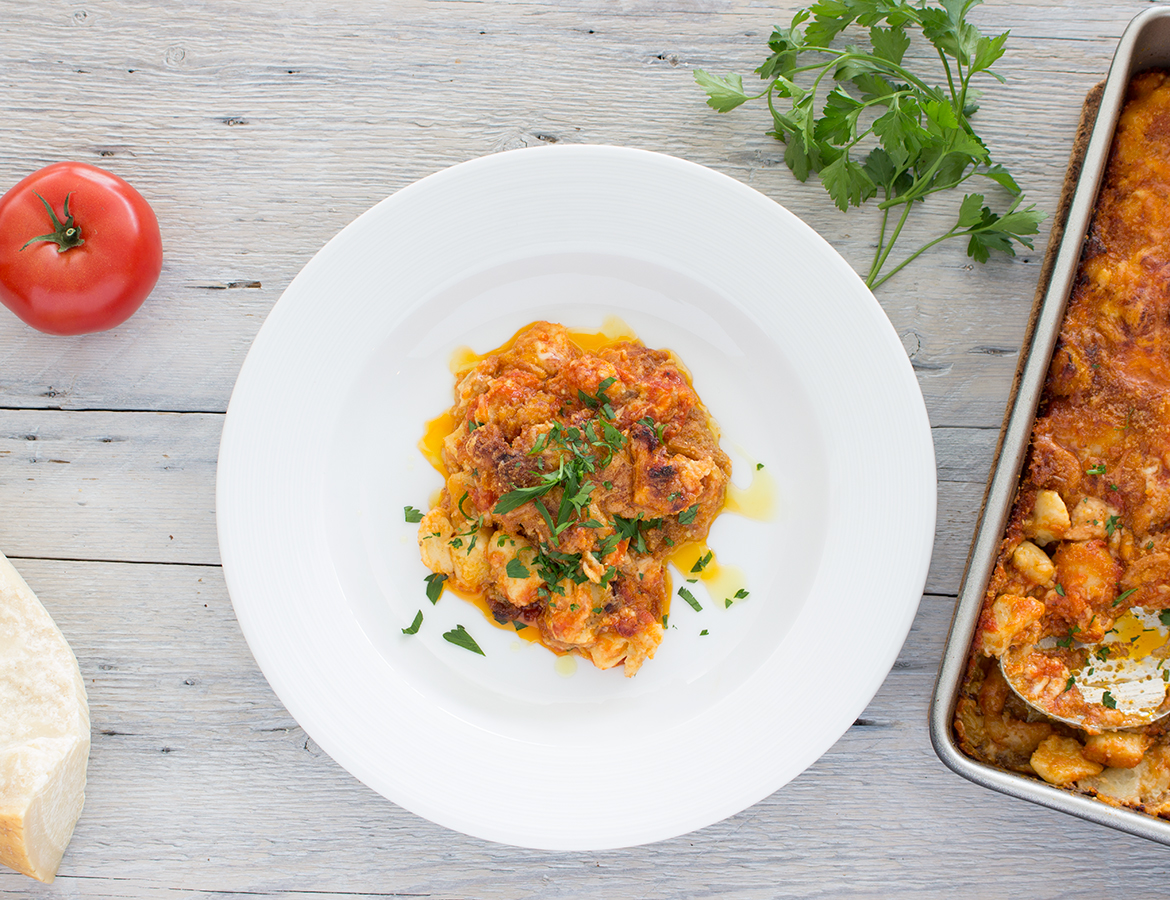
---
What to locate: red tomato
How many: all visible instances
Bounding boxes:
[0,162,162,335]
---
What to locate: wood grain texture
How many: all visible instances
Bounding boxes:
[3,0,1170,897]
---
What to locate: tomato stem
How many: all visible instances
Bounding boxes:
[19,192,85,252]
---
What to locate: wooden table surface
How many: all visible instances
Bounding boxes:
[2,1,1168,896]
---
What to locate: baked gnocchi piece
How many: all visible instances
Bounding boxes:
[1024,490,1070,545]
[1031,736,1105,786]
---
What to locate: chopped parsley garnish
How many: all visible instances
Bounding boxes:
[613,513,662,553]
[756,462,764,470]
[506,557,531,579]
[1086,463,1106,475]
[1160,610,1170,629]
[1055,625,1079,648]
[495,412,624,527]
[442,624,485,656]
[401,610,423,635]
[700,629,709,636]
[1113,587,1136,608]
[513,621,527,631]
[1055,583,1065,596]
[404,505,424,523]
[494,481,558,515]
[733,588,749,599]
[447,512,486,555]
[1061,675,1075,694]
[424,572,447,604]
[1101,690,1117,710]
[678,504,699,525]
[578,376,618,419]
[678,586,702,612]
[531,542,590,601]
[691,550,714,574]
[1105,514,1121,537]
[725,598,733,608]
[638,415,666,443]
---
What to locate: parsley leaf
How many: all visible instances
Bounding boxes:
[691,550,714,574]
[494,481,558,515]
[678,586,703,612]
[401,610,423,635]
[695,69,753,112]
[404,505,424,523]
[442,624,485,656]
[424,572,447,604]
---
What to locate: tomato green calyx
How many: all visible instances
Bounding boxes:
[20,192,85,253]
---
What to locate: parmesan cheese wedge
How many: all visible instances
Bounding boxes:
[0,552,89,883]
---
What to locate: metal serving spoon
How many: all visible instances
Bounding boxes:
[1001,607,1170,731]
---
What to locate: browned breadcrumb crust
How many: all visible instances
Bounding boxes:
[418,321,730,675]
[956,70,1170,817]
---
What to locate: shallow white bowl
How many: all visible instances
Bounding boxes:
[216,145,936,850]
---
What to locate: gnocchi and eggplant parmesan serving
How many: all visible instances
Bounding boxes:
[957,71,1170,817]
[416,321,732,675]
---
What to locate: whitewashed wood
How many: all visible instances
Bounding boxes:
[1,562,1167,900]
[0,410,220,565]
[2,0,1169,897]
[0,0,1140,424]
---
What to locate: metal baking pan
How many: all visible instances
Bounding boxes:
[929,6,1170,846]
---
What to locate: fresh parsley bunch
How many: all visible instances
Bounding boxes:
[695,0,1044,290]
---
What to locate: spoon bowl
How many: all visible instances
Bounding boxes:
[1001,608,1170,732]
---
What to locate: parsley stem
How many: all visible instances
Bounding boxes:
[938,48,959,111]
[868,199,914,288]
[868,196,893,286]
[870,229,955,291]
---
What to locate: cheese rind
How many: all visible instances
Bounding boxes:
[0,552,90,883]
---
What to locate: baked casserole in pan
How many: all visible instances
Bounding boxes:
[932,8,1170,845]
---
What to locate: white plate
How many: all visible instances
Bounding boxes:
[216,145,936,850]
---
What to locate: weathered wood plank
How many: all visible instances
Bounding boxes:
[0,410,220,565]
